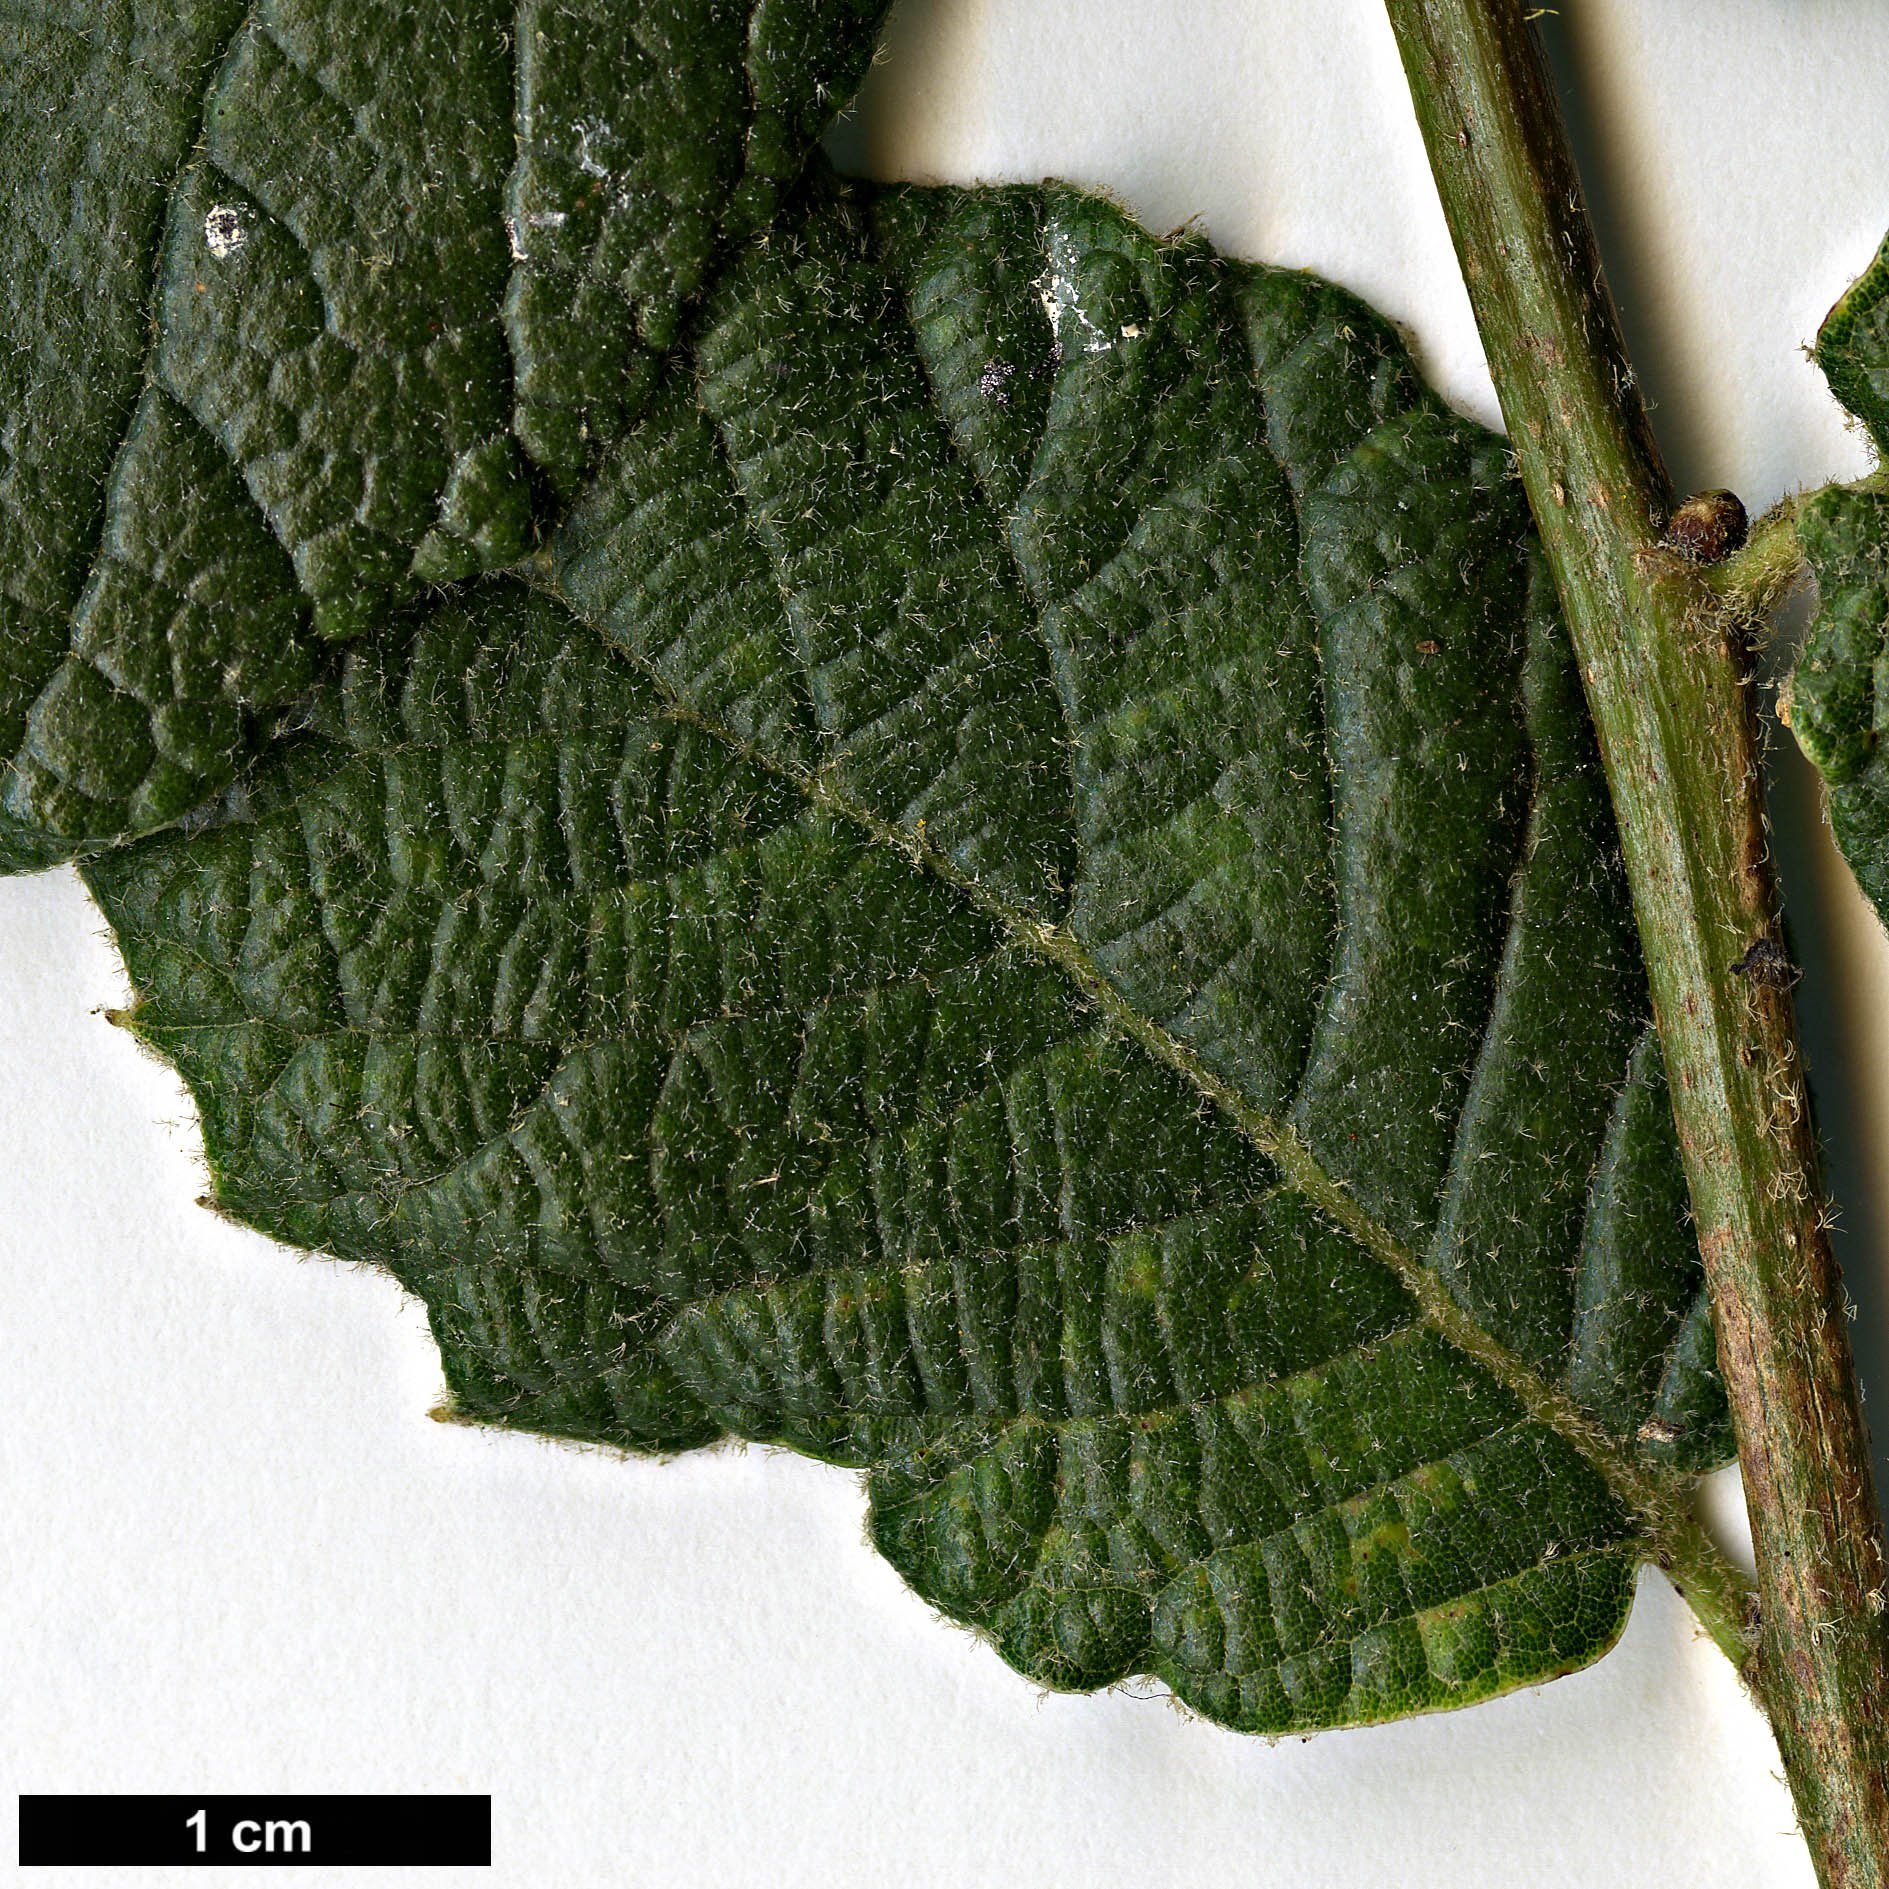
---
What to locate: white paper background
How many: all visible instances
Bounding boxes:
[7,4,1889,1884]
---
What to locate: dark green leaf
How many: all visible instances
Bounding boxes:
[84,174,1728,1735]
[1815,228,1889,455]
[1785,230,1889,915]
[0,0,885,867]
[1786,487,1889,907]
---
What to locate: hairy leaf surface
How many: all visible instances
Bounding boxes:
[1786,227,1889,913]
[0,0,884,867]
[85,173,1730,1734]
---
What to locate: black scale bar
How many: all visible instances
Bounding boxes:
[19,1796,491,1867]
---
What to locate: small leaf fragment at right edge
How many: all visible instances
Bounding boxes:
[1787,488,1889,906]
[1785,227,1889,914]
[1813,229,1889,453]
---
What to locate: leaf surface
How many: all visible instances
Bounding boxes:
[84,174,1731,1734]
[1785,228,1889,912]
[0,0,885,867]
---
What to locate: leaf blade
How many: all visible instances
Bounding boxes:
[1783,231,1889,919]
[83,174,1731,1733]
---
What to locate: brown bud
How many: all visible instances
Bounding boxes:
[1664,489,1749,563]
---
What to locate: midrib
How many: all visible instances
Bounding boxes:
[531,553,1744,1606]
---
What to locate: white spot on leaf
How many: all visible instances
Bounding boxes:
[1035,225,1113,355]
[504,209,568,262]
[204,205,247,261]
[573,120,611,180]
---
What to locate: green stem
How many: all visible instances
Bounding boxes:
[1660,1510,1759,1679]
[1710,470,1889,624]
[1380,4,1889,1884]
[1711,494,1814,621]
